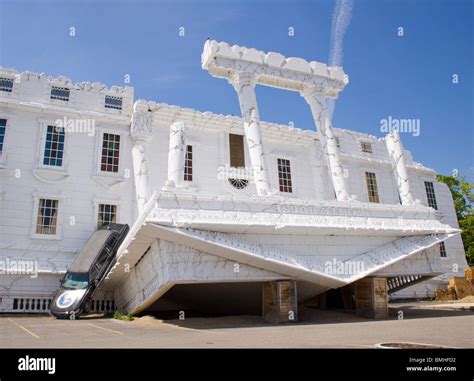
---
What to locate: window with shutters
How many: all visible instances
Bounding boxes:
[228,134,249,189]
[229,134,245,168]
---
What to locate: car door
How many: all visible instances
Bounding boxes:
[95,247,110,280]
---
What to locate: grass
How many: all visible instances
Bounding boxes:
[113,311,134,321]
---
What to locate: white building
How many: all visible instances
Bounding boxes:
[0,40,468,320]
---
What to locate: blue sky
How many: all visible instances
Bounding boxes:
[0,0,472,179]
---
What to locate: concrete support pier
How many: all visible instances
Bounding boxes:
[262,280,298,323]
[355,277,388,319]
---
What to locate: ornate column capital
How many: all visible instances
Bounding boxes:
[170,120,186,134]
[300,83,342,102]
[131,103,153,144]
[229,71,256,92]
[300,84,326,103]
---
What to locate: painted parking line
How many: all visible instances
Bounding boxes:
[87,323,124,335]
[7,318,40,339]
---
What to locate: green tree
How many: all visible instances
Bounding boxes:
[436,174,474,266]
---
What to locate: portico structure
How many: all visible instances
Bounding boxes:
[201,39,350,200]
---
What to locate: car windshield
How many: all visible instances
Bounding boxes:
[62,272,89,290]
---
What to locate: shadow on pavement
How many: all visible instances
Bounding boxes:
[134,303,473,330]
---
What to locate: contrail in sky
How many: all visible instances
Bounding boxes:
[328,0,353,120]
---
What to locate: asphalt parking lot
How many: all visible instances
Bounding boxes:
[1,303,472,348]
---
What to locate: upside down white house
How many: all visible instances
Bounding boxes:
[0,40,468,320]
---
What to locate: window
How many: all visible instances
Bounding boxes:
[229,134,245,167]
[43,125,65,167]
[334,137,341,148]
[0,77,13,92]
[439,242,447,258]
[228,134,249,189]
[98,204,117,228]
[105,96,123,110]
[277,158,293,193]
[184,145,193,182]
[361,141,372,153]
[36,199,58,235]
[50,86,70,101]
[365,172,380,203]
[101,133,120,173]
[425,181,438,210]
[0,118,6,155]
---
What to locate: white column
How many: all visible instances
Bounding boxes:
[302,86,350,201]
[230,72,271,196]
[166,121,186,188]
[386,130,414,205]
[131,106,153,214]
[131,142,149,213]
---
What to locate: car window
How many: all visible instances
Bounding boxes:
[107,235,118,249]
[96,250,108,267]
[62,272,89,290]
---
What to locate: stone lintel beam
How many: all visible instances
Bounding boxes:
[202,39,348,98]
